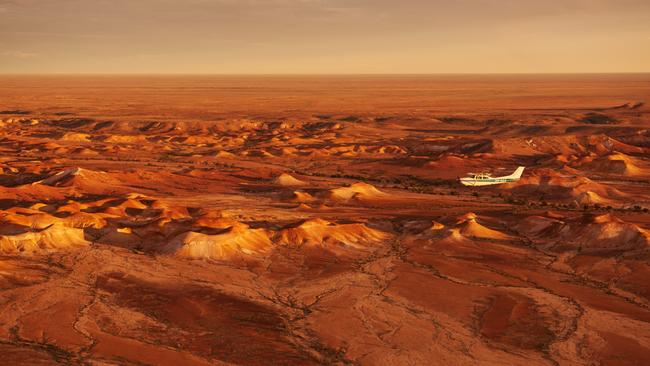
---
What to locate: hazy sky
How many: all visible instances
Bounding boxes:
[1,0,649,73]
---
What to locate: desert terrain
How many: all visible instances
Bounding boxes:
[0,74,650,365]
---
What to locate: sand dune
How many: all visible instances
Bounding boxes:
[414,213,514,242]
[517,213,649,252]
[454,213,513,240]
[214,150,236,158]
[192,214,236,230]
[104,134,149,144]
[291,190,315,203]
[164,224,272,260]
[0,223,89,254]
[1,208,59,230]
[35,168,79,187]
[274,173,306,187]
[36,167,118,192]
[504,168,627,204]
[571,152,644,176]
[327,182,387,201]
[586,135,647,155]
[1,207,107,230]
[274,218,388,250]
[60,132,92,142]
[518,134,646,158]
[162,216,388,259]
[573,190,608,204]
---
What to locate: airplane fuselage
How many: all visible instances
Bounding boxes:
[459,166,525,187]
[459,177,518,186]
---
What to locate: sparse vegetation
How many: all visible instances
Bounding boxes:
[580,113,617,124]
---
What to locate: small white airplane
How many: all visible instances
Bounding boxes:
[460,166,525,187]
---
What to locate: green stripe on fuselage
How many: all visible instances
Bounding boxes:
[475,178,515,182]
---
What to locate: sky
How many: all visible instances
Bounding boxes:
[1,0,649,74]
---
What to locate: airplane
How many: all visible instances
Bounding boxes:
[459,166,525,187]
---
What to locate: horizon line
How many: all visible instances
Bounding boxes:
[1,72,649,77]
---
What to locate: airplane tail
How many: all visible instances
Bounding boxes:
[507,166,526,179]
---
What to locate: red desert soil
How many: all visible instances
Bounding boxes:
[0,74,649,365]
